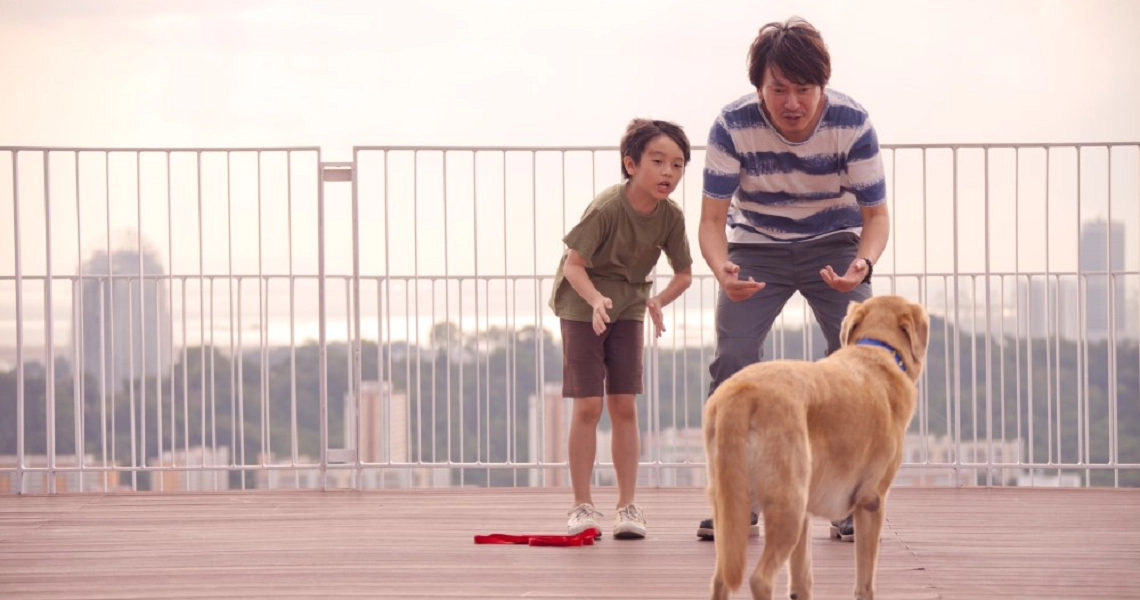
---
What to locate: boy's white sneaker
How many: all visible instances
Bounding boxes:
[612,503,647,539]
[566,503,602,538]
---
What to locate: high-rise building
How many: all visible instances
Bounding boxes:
[528,382,570,487]
[72,237,172,392]
[1079,219,1126,342]
[342,380,439,488]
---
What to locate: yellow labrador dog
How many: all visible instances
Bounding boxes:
[704,295,929,600]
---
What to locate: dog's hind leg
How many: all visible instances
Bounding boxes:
[786,514,813,600]
[851,494,886,600]
[749,501,805,600]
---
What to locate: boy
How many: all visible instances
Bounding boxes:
[549,118,694,539]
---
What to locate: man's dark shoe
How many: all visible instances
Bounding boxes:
[830,514,855,542]
[696,512,760,541]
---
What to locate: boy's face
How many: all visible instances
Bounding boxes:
[624,135,686,201]
[758,66,825,142]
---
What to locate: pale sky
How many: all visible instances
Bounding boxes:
[2,0,1140,351]
[2,0,1139,152]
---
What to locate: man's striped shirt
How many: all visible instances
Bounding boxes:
[703,88,886,243]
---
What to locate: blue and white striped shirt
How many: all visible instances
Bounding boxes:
[703,88,886,243]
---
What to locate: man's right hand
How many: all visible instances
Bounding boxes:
[717,261,765,302]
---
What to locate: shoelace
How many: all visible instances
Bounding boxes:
[567,504,602,522]
[617,504,645,524]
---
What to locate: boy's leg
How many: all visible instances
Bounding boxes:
[560,319,607,510]
[569,397,604,507]
[601,320,645,509]
[707,243,797,396]
[605,394,638,508]
[795,233,872,356]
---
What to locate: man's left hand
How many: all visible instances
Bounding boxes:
[820,259,869,293]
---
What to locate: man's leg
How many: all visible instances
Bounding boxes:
[700,244,795,540]
[796,232,871,541]
[707,244,797,396]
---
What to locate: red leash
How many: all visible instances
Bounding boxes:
[474,528,600,547]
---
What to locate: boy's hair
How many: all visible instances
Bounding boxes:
[619,119,691,180]
[747,17,830,89]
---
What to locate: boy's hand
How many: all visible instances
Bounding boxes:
[646,297,665,338]
[717,261,765,302]
[590,296,613,335]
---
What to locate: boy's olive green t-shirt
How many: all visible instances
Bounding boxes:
[549,183,693,322]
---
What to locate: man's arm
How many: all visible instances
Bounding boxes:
[699,195,764,301]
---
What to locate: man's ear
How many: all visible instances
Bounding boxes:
[840,300,863,347]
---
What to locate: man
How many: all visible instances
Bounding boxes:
[696,16,889,542]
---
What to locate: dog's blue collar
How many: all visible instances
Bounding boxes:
[855,338,907,372]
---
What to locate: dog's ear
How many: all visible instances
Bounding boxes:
[900,302,930,363]
[839,300,864,347]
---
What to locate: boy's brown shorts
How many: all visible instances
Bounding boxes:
[560,318,644,398]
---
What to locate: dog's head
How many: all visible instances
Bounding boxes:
[840,295,930,380]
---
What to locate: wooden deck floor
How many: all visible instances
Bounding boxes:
[1,487,1138,599]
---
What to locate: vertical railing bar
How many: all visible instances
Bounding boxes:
[43,151,59,492]
[413,151,423,469]
[531,151,542,486]
[104,151,116,489]
[196,151,207,484]
[920,148,930,464]
[951,148,963,478]
[474,152,482,476]
[1014,148,1023,474]
[288,152,298,471]
[444,152,452,472]
[350,149,363,487]
[225,152,239,484]
[208,276,216,489]
[1048,148,1057,472]
[258,151,271,468]
[1076,147,1087,480]
[317,147,329,489]
[71,151,85,490]
[135,152,149,489]
[164,151,175,492]
[12,151,25,493]
[1104,146,1116,485]
[983,147,993,485]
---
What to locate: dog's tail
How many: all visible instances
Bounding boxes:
[709,378,756,592]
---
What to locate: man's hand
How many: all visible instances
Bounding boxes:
[646,297,665,338]
[717,261,765,302]
[590,296,613,335]
[820,259,869,292]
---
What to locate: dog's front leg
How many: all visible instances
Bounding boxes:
[787,515,812,600]
[852,504,885,600]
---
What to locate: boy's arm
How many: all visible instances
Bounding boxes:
[651,267,693,308]
[646,267,693,338]
[562,249,612,335]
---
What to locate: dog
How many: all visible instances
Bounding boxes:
[704,295,930,600]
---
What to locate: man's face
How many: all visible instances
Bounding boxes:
[758,66,824,142]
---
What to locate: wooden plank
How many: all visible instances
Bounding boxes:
[0,488,1137,599]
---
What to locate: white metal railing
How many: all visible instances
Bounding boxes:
[1,143,1138,493]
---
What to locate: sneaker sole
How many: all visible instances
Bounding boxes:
[612,528,646,540]
[829,525,854,542]
[696,523,760,541]
[568,524,602,539]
